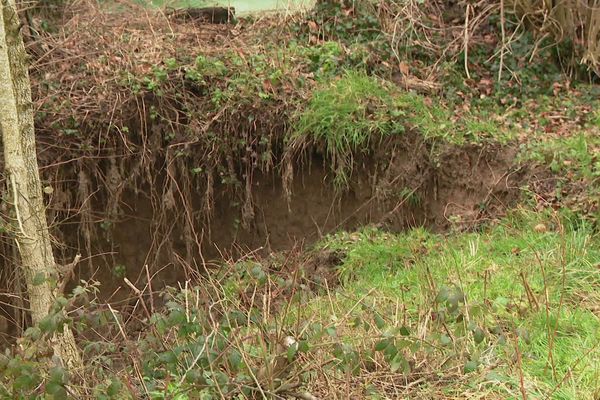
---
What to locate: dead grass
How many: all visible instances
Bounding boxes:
[31,0,257,125]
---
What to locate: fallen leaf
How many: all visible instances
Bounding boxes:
[399,61,410,76]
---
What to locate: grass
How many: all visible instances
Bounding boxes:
[520,133,600,179]
[290,209,600,398]
[289,71,404,187]
[517,132,600,224]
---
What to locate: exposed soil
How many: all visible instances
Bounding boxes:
[0,126,532,344]
[81,133,528,299]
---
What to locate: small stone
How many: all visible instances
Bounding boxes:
[534,223,547,233]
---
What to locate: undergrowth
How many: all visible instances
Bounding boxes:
[1,2,600,398]
[1,209,598,399]
[519,133,600,222]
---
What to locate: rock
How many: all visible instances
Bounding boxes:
[166,7,236,24]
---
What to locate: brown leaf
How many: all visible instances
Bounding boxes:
[307,20,319,33]
[262,79,274,93]
[399,61,410,76]
[342,7,354,16]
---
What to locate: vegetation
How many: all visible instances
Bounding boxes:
[2,209,598,398]
[509,0,600,75]
[0,0,599,399]
[289,71,404,188]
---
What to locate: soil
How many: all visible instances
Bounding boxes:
[81,133,527,299]
[0,131,531,342]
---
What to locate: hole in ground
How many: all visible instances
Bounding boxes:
[0,136,530,342]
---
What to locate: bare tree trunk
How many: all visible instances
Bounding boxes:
[0,0,82,372]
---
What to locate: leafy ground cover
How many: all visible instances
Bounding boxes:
[1,0,599,398]
[4,208,598,399]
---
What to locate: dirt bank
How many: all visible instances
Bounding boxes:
[68,132,527,302]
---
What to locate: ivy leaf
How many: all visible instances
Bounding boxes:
[158,351,178,365]
[106,378,122,396]
[374,314,386,330]
[374,338,390,352]
[383,344,398,361]
[287,343,299,362]
[49,366,67,384]
[298,340,310,353]
[14,374,37,391]
[45,381,68,400]
[390,353,409,373]
[24,327,41,341]
[33,272,47,286]
[228,349,242,370]
[473,327,485,344]
[435,286,450,303]
[516,327,531,344]
[464,360,478,373]
[39,314,58,333]
[395,339,411,350]
[447,293,461,312]
[440,334,452,346]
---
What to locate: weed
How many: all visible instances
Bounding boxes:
[296,0,383,44]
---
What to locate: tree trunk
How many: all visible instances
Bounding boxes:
[0,0,82,372]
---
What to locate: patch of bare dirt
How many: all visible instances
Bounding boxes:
[77,133,528,301]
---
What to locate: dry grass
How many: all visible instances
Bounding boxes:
[507,0,600,75]
[30,0,262,134]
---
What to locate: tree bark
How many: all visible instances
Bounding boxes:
[0,0,82,372]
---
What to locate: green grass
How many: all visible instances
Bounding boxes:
[521,133,600,179]
[290,71,405,188]
[295,209,600,398]
[518,133,600,224]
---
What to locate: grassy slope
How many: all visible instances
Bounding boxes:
[301,209,600,398]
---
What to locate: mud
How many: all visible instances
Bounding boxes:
[91,133,527,299]
[0,132,530,342]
